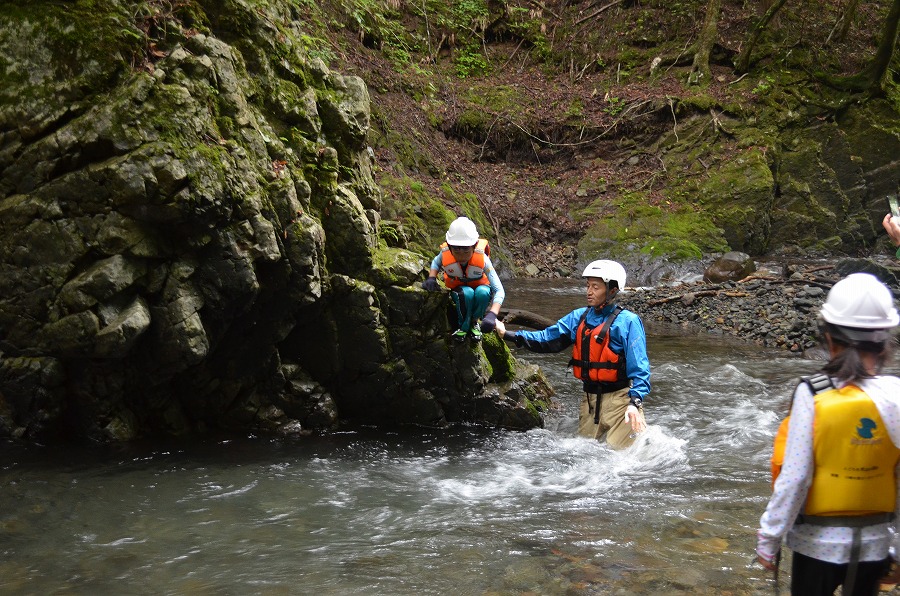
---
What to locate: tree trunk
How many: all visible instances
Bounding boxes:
[735,0,789,74]
[827,0,861,44]
[824,0,900,93]
[865,0,900,93]
[688,0,723,85]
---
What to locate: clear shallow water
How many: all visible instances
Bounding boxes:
[4,280,895,595]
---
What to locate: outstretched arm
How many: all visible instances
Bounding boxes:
[494,309,583,353]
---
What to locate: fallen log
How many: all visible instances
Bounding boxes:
[647,289,749,306]
[648,289,720,306]
[738,274,780,283]
[499,308,556,330]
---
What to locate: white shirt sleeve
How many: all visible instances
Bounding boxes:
[757,381,815,560]
[866,376,900,560]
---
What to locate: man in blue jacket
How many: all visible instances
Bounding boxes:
[494,260,650,449]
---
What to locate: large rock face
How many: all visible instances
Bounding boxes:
[0,1,551,441]
[770,102,900,254]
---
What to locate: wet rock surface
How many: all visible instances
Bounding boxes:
[0,4,551,442]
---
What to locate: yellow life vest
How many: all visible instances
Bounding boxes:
[771,374,832,486]
[772,381,899,516]
[804,384,899,517]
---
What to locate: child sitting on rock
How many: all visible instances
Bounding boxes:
[422,217,505,342]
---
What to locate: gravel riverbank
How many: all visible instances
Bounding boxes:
[617,258,900,353]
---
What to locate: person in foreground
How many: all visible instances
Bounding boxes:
[422,216,505,342]
[494,260,650,449]
[756,272,900,595]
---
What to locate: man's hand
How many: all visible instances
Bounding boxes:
[624,405,646,433]
[422,277,439,292]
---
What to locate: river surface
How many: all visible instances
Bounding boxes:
[3,279,898,595]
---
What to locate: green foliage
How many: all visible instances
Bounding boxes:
[298,33,335,63]
[437,0,489,32]
[337,0,419,68]
[454,44,490,78]
[752,74,775,95]
[886,66,900,115]
[604,95,625,115]
[378,219,406,247]
[564,97,584,120]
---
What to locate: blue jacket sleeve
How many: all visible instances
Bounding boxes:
[618,312,651,400]
[511,308,586,353]
[429,253,442,271]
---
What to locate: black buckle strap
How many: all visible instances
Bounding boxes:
[801,373,834,394]
[795,512,894,527]
[584,380,631,394]
[584,381,632,424]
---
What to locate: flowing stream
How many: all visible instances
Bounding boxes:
[4,279,898,595]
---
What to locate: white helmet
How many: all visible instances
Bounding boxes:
[820,273,899,339]
[582,259,627,288]
[445,217,479,246]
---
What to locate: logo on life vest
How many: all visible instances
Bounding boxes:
[857,418,877,439]
[851,417,883,445]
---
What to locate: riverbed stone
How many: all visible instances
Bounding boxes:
[618,260,900,352]
[703,251,755,283]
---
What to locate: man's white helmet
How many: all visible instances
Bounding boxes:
[445,216,479,246]
[820,273,898,340]
[582,259,627,288]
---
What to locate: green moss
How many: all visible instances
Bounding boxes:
[377,129,436,175]
[370,247,426,286]
[677,93,718,112]
[482,333,515,383]
[577,192,728,262]
[438,183,512,263]
[523,397,541,419]
[0,1,142,107]
[378,175,455,257]
[463,84,527,113]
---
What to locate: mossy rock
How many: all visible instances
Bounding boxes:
[576,192,728,263]
[367,246,427,287]
[481,332,516,383]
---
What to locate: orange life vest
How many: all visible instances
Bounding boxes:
[440,238,490,290]
[569,305,627,384]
